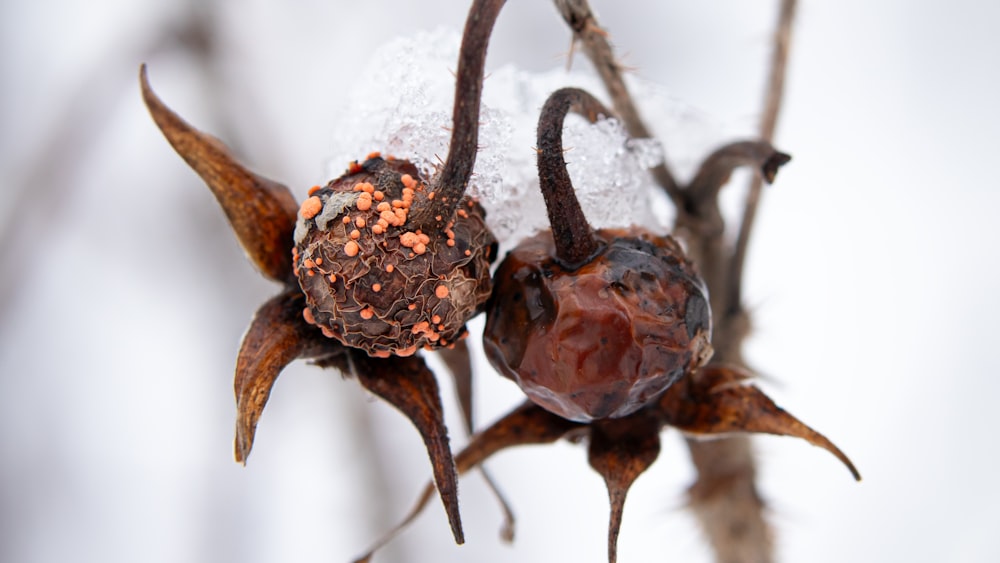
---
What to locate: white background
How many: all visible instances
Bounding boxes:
[1,1,998,562]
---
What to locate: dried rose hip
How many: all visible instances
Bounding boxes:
[484,228,712,422]
[294,154,496,357]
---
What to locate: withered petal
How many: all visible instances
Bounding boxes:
[686,140,792,204]
[234,291,316,464]
[352,402,582,563]
[659,365,861,481]
[436,341,517,542]
[139,64,299,283]
[588,414,662,563]
[350,353,465,544]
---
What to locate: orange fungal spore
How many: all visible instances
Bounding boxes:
[300,196,323,219]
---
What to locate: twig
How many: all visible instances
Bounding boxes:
[728,0,798,316]
[684,3,798,563]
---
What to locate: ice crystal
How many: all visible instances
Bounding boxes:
[326,28,722,251]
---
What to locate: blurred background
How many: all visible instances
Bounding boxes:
[1,0,998,562]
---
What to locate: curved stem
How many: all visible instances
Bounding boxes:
[686,141,791,208]
[536,87,610,266]
[410,0,507,229]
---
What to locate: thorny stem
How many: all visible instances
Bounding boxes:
[553,0,683,208]
[410,0,507,230]
[728,0,798,316]
[536,87,610,266]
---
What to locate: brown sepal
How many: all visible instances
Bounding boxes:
[588,413,662,563]
[454,401,585,471]
[350,353,464,544]
[659,365,861,481]
[139,64,299,283]
[234,291,319,464]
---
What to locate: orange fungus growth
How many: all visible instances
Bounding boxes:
[344,241,360,257]
[300,196,323,219]
[293,156,497,356]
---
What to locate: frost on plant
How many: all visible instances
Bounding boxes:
[325,28,721,247]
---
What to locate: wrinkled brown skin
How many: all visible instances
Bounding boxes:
[295,156,496,356]
[140,66,468,544]
[484,228,711,422]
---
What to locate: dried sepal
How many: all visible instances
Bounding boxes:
[354,402,582,562]
[139,64,299,283]
[234,291,321,464]
[349,352,464,544]
[588,414,662,563]
[455,401,584,469]
[659,365,861,481]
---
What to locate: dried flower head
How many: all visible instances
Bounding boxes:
[294,155,495,357]
[139,0,511,546]
[484,227,711,421]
